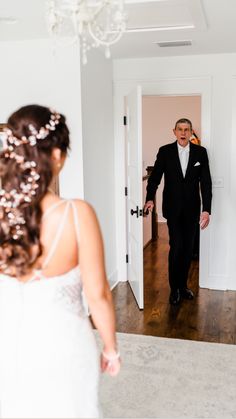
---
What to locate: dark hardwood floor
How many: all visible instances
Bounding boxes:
[112,223,236,344]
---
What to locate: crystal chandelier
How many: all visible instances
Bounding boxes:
[46,0,127,64]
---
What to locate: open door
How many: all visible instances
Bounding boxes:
[125,85,144,309]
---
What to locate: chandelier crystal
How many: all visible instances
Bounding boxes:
[46,0,127,64]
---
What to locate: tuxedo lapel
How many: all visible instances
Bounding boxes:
[172,141,184,179]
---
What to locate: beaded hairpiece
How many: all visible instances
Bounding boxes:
[0,109,61,240]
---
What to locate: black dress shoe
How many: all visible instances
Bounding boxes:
[169,289,181,305]
[180,287,194,300]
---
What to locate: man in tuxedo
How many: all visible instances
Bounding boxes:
[144,118,212,305]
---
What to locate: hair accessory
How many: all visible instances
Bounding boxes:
[0,109,61,240]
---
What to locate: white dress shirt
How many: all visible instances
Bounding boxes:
[177,142,190,177]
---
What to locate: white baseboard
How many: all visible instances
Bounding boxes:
[200,276,236,291]
[108,269,119,289]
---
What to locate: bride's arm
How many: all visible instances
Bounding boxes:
[75,200,120,376]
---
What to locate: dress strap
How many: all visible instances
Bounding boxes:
[42,200,66,221]
[70,200,80,244]
[42,200,71,269]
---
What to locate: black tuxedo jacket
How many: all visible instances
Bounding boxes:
[146,141,212,220]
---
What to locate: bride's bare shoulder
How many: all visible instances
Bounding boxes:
[72,199,95,214]
[72,199,98,224]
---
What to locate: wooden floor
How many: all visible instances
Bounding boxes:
[112,223,236,344]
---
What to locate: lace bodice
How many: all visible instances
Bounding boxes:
[0,266,87,319]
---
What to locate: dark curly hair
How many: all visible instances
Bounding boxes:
[0,104,70,277]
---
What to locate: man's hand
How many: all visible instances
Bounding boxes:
[199,211,210,229]
[144,201,154,215]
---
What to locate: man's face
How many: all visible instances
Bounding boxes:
[173,123,192,147]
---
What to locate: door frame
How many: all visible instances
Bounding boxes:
[114,76,212,287]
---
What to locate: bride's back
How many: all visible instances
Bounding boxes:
[18,196,81,282]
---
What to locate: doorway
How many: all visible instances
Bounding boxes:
[115,77,211,308]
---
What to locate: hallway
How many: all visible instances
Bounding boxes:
[112,224,236,344]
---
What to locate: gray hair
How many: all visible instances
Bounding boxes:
[175,118,193,130]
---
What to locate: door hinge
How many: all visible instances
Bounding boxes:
[123,115,127,126]
[126,254,129,263]
[125,186,128,196]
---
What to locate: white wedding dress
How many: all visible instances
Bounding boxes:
[0,200,100,419]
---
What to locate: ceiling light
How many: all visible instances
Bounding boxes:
[46,0,127,65]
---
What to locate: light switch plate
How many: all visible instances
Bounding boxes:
[212,177,224,188]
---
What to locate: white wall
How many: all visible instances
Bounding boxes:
[81,50,117,288]
[113,53,236,291]
[142,95,201,221]
[0,39,83,199]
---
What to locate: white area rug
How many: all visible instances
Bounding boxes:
[97,332,236,418]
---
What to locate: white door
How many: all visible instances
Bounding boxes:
[125,85,144,309]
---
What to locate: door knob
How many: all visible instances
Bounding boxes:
[130,206,139,218]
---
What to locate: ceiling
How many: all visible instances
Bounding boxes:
[0,0,236,59]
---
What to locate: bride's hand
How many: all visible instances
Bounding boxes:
[101,351,121,376]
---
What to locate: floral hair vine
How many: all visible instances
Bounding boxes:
[0,109,61,240]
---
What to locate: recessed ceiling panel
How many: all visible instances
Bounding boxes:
[126,0,195,30]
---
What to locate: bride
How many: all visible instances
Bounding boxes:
[0,104,120,418]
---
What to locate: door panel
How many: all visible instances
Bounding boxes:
[125,85,144,309]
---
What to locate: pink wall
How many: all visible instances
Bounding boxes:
[142,95,201,223]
